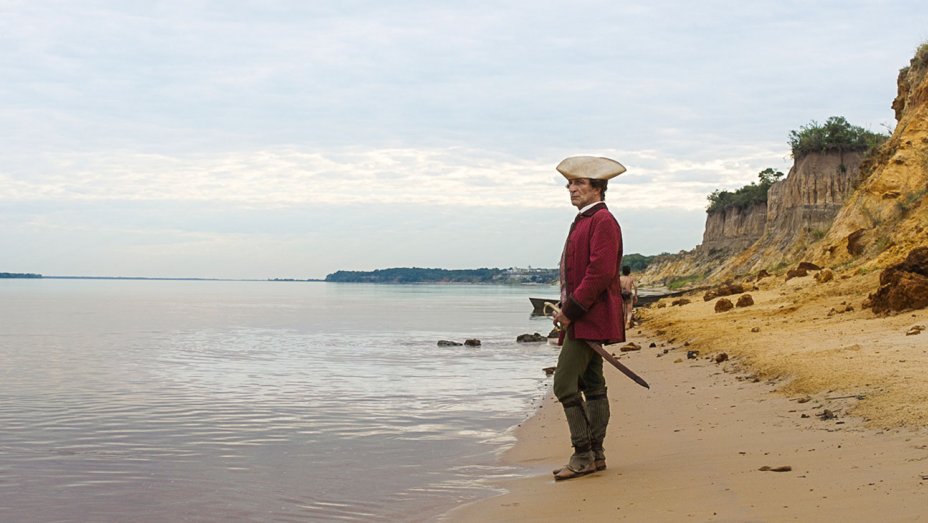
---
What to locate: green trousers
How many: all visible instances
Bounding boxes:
[553,331,606,402]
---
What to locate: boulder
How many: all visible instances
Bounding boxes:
[868,247,928,314]
[715,352,729,363]
[815,268,834,283]
[671,298,691,307]
[736,294,754,307]
[785,267,808,281]
[517,333,547,343]
[704,282,745,301]
[797,261,822,271]
[715,298,734,313]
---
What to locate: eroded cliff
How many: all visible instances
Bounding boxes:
[643,46,928,287]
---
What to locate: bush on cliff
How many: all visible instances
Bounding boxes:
[788,116,887,159]
[706,168,784,213]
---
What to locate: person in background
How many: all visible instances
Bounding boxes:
[620,265,638,329]
[550,155,626,481]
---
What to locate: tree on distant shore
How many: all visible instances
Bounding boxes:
[788,116,887,158]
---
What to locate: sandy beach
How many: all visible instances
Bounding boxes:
[444,271,928,522]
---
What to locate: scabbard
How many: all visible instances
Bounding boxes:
[586,341,651,389]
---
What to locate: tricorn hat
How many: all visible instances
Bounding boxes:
[556,156,626,180]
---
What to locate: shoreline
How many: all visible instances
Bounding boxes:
[442,272,928,521]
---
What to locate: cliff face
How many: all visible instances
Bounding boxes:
[642,151,865,285]
[700,202,766,253]
[766,152,865,237]
[643,46,928,288]
[818,51,928,269]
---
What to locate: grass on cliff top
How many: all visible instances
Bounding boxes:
[789,116,888,159]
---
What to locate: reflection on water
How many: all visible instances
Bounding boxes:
[0,280,557,522]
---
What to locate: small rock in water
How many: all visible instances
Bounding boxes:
[542,366,556,376]
[517,333,547,343]
[464,339,481,347]
[437,340,462,347]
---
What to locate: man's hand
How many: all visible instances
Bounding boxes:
[554,311,571,331]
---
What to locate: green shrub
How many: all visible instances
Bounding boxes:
[707,168,784,213]
[788,116,888,158]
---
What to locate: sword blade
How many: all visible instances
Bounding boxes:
[586,341,651,389]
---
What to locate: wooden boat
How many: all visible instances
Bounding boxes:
[529,297,558,316]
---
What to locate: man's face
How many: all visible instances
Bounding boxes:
[567,178,602,209]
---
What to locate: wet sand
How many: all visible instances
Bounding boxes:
[444,272,928,522]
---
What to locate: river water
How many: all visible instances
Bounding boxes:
[0,279,559,522]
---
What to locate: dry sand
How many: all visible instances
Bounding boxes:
[443,272,928,522]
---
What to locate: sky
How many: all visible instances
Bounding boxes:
[1,1,926,279]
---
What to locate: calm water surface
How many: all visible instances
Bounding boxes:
[0,280,559,522]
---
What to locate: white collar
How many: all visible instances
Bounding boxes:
[578,201,604,214]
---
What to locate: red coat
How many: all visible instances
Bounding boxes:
[559,202,625,344]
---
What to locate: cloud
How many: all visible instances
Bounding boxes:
[1,143,790,212]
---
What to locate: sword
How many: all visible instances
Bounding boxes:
[544,302,650,389]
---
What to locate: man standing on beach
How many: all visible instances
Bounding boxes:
[551,156,626,481]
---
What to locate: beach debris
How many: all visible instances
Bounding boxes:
[686,350,699,359]
[828,302,855,316]
[906,324,925,336]
[751,326,761,333]
[867,246,928,314]
[715,298,734,313]
[815,268,835,283]
[703,282,745,301]
[759,465,793,472]
[714,352,729,364]
[825,394,866,400]
[464,339,481,347]
[543,366,556,376]
[649,342,657,348]
[517,333,547,343]
[437,340,463,347]
[619,342,642,352]
[920,474,928,481]
[818,409,838,420]
[736,294,754,307]
[671,298,691,306]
